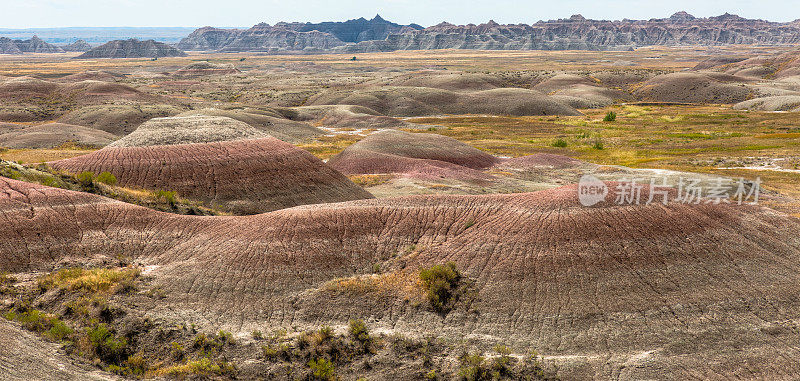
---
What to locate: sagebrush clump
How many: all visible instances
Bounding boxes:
[419,262,462,313]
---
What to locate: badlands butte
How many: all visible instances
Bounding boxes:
[1,13,800,381]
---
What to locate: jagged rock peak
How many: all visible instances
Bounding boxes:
[669,11,696,21]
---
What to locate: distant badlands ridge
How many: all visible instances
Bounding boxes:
[5,12,800,57]
[178,12,800,53]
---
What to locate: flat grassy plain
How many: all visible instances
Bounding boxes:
[407,105,800,214]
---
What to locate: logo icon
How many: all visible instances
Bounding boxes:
[578,175,608,206]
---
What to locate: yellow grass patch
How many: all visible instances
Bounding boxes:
[324,271,423,300]
[37,267,140,294]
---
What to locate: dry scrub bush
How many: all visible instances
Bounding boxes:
[419,262,462,313]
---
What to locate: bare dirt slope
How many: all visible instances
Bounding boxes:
[2,177,800,379]
[48,137,373,214]
[633,72,754,104]
[177,108,324,143]
[307,86,582,116]
[0,319,115,380]
[58,105,185,136]
[0,122,117,148]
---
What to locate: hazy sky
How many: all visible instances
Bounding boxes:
[2,0,798,28]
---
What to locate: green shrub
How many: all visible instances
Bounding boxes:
[491,345,513,377]
[94,171,117,186]
[419,262,461,312]
[47,319,74,341]
[0,272,15,295]
[551,138,568,148]
[86,323,128,364]
[348,319,370,346]
[252,330,263,340]
[262,344,279,360]
[308,358,336,380]
[458,352,491,381]
[217,330,235,345]
[592,138,605,150]
[76,171,95,187]
[603,111,617,122]
[154,190,177,206]
[317,326,333,342]
[171,342,185,361]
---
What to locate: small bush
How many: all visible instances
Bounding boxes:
[262,344,279,359]
[252,330,263,340]
[551,138,568,148]
[86,323,128,364]
[94,171,117,186]
[459,352,491,381]
[0,272,15,295]
[217,330,235,345]
[603,111,617,122]
[119,354,148,377]
[317,326,334,343]
[491,345,513,377]
[48,319,74,341]
[154,190,177,206]
[76,171,95,187]
[592,138,605,150]
[308,358,336,380]
[348,319,370,347]
[419,262,462,313]
[171,342,185,361]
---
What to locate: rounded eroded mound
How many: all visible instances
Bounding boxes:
[328,130,501,178]
[633,72,754,104]
[108,115,269,147]
[49,137,373,214]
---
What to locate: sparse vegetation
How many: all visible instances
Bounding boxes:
[0,161,221,216]
[4,308,74,341]
[457,345,553,380]
[603,111,617,122]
